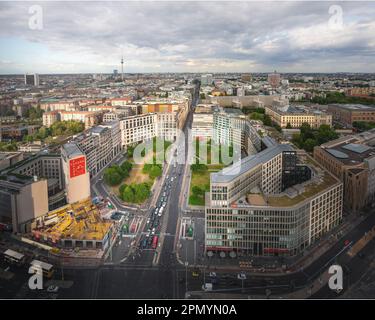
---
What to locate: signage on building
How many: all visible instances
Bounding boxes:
[69,156,86,178]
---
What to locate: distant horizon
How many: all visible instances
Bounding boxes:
[1,71,375,76]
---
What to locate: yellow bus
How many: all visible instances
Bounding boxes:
[30,260,54,279]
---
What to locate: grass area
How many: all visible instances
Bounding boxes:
[267,173,338,207]
[188,164,225,206]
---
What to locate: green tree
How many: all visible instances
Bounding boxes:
[122,185,135,203]
[149,165,162,179]
[104,166,123,186]
[121,161,133,174]
[286,122,292,129]
[133,183,151,203]
[303,138,317,152]
[263,114,272,126]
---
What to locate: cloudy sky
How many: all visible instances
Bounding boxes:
[0,1,375,74]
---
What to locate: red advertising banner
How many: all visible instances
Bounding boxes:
[69,156,86,178]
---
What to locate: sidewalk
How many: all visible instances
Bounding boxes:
[175,213,365,276]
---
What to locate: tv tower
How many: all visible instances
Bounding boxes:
[121,56,124,81]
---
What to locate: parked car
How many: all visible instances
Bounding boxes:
[47,285,59,293]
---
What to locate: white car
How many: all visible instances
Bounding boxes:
[209,272,217,278]
[151,228,156,235]
[237,272,247,280]
[202,283,213,291]
[47,285,59,293]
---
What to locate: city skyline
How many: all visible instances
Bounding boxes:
[1,2,375,74]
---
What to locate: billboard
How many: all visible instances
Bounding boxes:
[69,156,86,178]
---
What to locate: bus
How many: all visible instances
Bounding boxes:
[3,249,26,266]
[30,260,54,279]
[151,236,159,249]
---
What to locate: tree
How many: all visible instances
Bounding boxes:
[122,185,135,203]
[303,138,317,152]
[121,161,133,173]
[263,114,272,126]
[104,166,123,186]
[149,165,162,179]
[119,184,127,195]
[133,183,151,203]
[286,122,292,129]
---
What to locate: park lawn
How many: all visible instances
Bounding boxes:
[124,164,153,185]
[188,164,224,206]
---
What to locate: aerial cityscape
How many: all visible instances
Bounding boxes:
[1,1,375,303]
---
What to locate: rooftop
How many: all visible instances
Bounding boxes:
[211,144,293,183]
[323,140,375,165]
[329,103,375,111]
[62,142,83,159]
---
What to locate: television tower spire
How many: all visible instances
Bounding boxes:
[121,56,124,81]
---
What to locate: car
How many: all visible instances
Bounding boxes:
[146,219,150,224]
[47,285,59,293]
[202,283,213,291]
[192,270,200,277]
[344,239,350,246]
[209,272,217,278]
[237,272,247,280]
[151,228,156,235]
[358,252,366,259]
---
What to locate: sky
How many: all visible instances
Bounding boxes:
[0,1,375,74]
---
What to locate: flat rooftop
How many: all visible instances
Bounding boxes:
[324,141,375,165]
[329,103,375,111]
[62,142,83,158]
[211,144,293,183]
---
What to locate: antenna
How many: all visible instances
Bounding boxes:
[121,56,124,81]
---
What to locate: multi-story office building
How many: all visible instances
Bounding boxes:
[119,99,188,147]
[265,105,332,129]
[201,74,213,86]
[43,110,100,129]
[4,153,66,210]
[192,104,216,140]
[213,108,257,153]
[61,143,91,204]
[314,129,375,213]
[103,108,133,122]
[327,104,375,127]
[24,73,39,86]
[59,111,99,129]
[40,99,79,112]
[346,87,375,97]
[0,175,48,233]
[42,111,60,127]
[205,144,343,257]
[110,97,133,107]
[120,113,157,147]
[268,72,281,88]
[74,121,122,177]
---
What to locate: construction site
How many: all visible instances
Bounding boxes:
[30,198,115,253]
